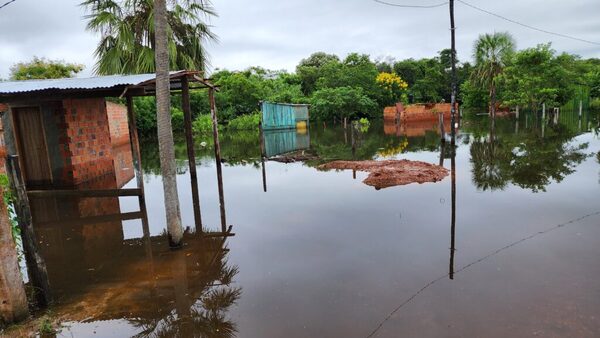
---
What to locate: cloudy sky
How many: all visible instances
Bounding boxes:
[0,0,599,79]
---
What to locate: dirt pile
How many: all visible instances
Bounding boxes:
[319,160,449,189]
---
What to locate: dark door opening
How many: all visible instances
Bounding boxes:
[13,106,53,188]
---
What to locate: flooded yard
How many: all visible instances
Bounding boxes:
[8,112,600,337]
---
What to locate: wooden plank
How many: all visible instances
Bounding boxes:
[27,188,142,198]
[181,77,202,231]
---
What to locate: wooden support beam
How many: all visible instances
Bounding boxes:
[6,156,52,307]
[27,188,142,198]
[181,77,203,231]
[209,88,227,232]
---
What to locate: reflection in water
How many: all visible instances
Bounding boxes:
[30,192,240,337]
[15,109,600,337]
[449,143,456,280]
[470,116,590,192]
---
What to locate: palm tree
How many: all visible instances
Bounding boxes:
[81,0,217,75]
[155,0,183,247]
[472,32,515,119]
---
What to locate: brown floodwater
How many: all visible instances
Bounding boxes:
[5,112,600,337]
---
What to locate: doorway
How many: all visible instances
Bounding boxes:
[12,106,53,187]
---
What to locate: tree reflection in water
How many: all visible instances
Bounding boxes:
[470,117,590,192]
[129,244,241,338]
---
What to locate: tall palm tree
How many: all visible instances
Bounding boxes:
[472,32,515,119]
[81,0,217,75]
[154,0,183,247]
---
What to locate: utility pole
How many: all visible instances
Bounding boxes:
[449,0,457,146]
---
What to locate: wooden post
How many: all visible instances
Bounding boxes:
[449,0,457,146]
[6,156,51,307]
[0,188,28,324]
[126,96,146,211]
[439,112,446,143]
[209,88,227,232]
[259,122,267,193]
[542,102,546,120]
[181,77,202,232]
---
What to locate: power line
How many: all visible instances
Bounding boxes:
[0,0,16,10]
[366,209,600,338]
[373,0,448,9]
[457,0,600,46]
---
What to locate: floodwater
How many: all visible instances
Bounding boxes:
[9,111,600,337]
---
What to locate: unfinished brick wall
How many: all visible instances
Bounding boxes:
[59,98,115,185]
[400,103,459,123]
[106,101,130,147]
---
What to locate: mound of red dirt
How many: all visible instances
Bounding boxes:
[318,160,449,189]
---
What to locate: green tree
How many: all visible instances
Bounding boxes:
[499,44,575,112]
[472,32,515,118]
[81,0,217,75]
[296,52,340,95]
[9,57,83,80]
[310,86,378,121]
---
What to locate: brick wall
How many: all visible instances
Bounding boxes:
[59,98,115,185]
[106,101,130,147]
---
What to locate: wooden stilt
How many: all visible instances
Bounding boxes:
[209,88,227,232]
[259,122,267,193]
[439,112,446,143]
[181,77,202,232]
[6,156,52,307]
[126,95,148,221]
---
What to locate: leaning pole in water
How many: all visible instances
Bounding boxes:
[0,189,28,324]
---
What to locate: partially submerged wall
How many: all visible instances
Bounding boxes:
[400,103,457,122]
[60,98,115,185]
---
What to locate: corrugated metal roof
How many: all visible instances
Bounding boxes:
[0,71,191,95]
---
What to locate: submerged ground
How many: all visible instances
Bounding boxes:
[3,111,600,337]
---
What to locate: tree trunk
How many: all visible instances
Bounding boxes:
[154,0,183,248]
[490,83,497,120]
[0,190,28,324]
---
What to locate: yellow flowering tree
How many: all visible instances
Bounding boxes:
[376,72,408,106]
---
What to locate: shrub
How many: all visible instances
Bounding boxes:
[192,114,214,134]
[227,113,261,130]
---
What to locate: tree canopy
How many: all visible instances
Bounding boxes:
[9,57,83,80]
[81,0,217,75]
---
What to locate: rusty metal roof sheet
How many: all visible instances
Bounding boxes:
[0,70,194,95]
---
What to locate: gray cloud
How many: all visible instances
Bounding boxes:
[1,0,599,79]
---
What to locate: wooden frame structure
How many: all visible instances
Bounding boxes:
[0,70,234,307]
